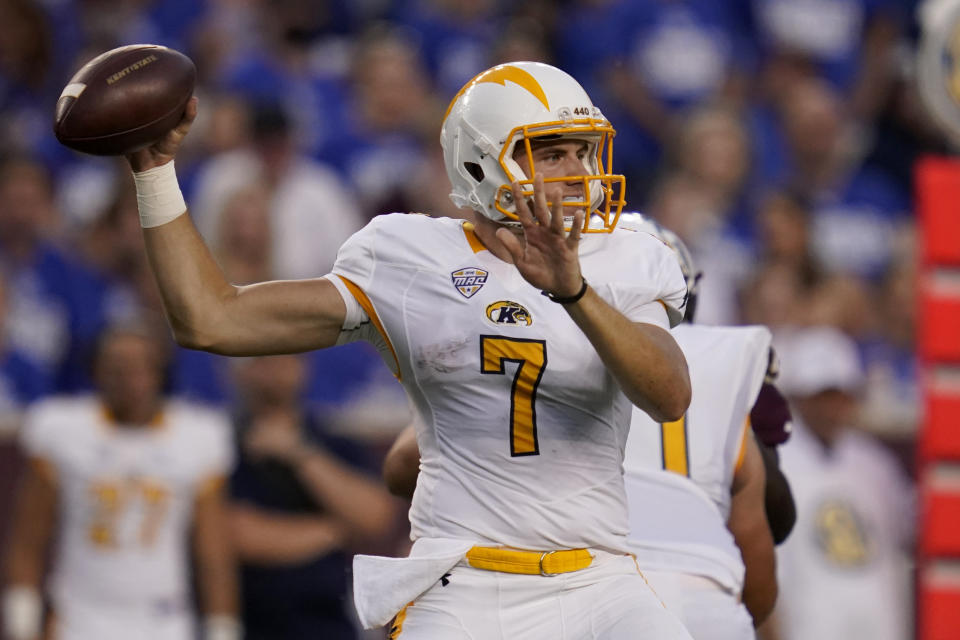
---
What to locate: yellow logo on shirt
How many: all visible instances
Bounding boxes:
[815,500,872,567]
[486,301,533,326]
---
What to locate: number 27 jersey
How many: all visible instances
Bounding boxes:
[330,214,686,553]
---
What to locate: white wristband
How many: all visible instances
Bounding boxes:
[2,586,41,640]
[203,615,243,640]
[132,161,187,228]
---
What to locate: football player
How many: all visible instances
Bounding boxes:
[118,61,694,639]
[2,323,239,640]
[617,215,794,639]
[383,215,797,640]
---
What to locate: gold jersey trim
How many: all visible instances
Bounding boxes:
[337,276,402,380]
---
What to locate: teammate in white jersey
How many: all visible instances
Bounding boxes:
[2,323,239,640]
[116,61,694,639]
[616,216,780,639]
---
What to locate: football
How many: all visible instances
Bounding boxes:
[53,44,196,156]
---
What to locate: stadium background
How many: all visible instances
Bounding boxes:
[0,0,954,637]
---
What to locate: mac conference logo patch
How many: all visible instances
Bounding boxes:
[486,300,533,326]
[451,267,488,298]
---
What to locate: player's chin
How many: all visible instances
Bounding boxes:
[560,197,586,216]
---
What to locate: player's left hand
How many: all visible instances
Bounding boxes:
[496,175,586,298]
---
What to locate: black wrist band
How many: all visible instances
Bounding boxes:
[542,278,588,304]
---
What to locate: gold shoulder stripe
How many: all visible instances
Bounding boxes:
[337,276,402,380]
[461,221,485,254]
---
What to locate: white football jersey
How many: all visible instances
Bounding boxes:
[19,396,233,611]
[623,324,771,592]
[330,214,686,553]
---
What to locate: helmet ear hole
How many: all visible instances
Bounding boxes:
[463,161,485,183]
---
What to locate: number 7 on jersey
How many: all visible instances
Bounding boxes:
[480,336,547,457]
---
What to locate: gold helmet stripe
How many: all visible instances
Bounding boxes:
[444,64,550,122]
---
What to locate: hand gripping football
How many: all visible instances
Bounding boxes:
[53,44,196,156]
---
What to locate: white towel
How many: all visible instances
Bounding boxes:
[352,538,475,629]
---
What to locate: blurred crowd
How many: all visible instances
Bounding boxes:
[0,0,941,638]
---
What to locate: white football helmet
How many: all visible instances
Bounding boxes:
[441,61,626,232]
[618,212,703,322]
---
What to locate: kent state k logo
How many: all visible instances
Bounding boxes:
[486,300,533,326]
